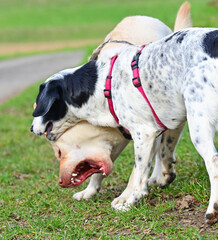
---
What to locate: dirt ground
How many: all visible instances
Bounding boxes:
[0,39,102,55]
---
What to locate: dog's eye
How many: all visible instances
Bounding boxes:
[58,149,62,159]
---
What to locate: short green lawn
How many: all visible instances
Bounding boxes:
[0,0,217,43]
[0,46,218,239]
[0,0,218,238]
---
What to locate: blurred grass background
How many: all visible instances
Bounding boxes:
[0,0,217,43]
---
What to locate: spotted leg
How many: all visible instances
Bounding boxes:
[148,125,185,188]
[184,65,218,224]
[111,125,157,211]
[186,113,218,224]
[73,173,105,200]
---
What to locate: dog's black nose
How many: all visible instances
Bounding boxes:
[30,125,33,132]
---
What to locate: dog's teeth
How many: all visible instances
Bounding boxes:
[99,167,103,171]
[75,179,81,182]
[72,173,77,177]
[71,178,75,184]
[102,173,106,176]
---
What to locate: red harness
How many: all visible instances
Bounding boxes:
[104,46,168,137]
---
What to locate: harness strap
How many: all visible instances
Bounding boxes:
[131,46,168,136]
[104,55,119,124]
[104,55,131,139]
[104,45,168,139]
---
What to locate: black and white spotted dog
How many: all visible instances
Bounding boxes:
[31,28,218,223]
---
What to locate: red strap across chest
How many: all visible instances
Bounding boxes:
[104,46,168,137]
[104,55,119,124]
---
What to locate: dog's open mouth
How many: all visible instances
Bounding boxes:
[45,122,53,137]
[70,160,107,186]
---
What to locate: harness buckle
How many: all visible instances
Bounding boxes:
[132,77,141,87]
[104,89,112,99]
[131,60,138,70]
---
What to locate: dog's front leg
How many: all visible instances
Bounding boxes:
[111,126,157,211]
[73,173,105,200]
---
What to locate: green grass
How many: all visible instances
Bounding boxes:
[0,0,217,43]
[0,47,218,239]
[0,0,218,238]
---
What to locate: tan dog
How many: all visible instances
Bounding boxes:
[48,2,192,200]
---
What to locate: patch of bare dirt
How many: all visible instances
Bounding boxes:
[167,194,218,235]
[0,39,102,55]
[208,0,218,6]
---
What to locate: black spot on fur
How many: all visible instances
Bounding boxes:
[203,77,207,83]
[190,88,195,94]
[203,30,218,58]
[167,136,173,144]
[176,32,187,44]
[161,135,164,143]
[195,137,200,145]
[165,31,187,43]
[165,32,180,42]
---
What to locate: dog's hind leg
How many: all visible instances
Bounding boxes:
[184,64,218,224]
[73,173,104,200]
[186,113,218,224]
[148,124,185,188]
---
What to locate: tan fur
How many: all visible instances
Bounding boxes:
[174,2,192,32]
[90,1,192,60]
[49,2,192,190]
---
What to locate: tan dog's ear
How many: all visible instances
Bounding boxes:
[33,102,37,110]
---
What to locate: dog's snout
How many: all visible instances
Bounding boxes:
[30,125,33,132]
[58,177,63,186]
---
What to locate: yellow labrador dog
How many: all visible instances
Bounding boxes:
[49,3,192,201]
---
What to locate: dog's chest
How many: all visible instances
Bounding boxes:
[110,49,186,129]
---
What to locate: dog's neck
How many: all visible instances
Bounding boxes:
[68,60,120,128]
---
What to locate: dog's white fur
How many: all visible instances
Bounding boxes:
[49,2,192,199]
[31,3,218,224]
[35,26,218,224]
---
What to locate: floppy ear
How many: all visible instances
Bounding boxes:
[67,61,98,108]
[32,81,62,117]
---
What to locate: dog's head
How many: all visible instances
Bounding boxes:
[31,61,98,141]
[51,121,129,188]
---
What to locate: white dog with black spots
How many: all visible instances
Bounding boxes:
[31,28,218,224]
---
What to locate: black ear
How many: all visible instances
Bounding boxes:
[66,61,98,108]
[32,81,63,117]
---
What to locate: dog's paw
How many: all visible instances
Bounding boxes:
[148,168,176,188]
[111,196,131,211]
[73,187,98,200]
[205,203,218,225]
[111,189,148,211]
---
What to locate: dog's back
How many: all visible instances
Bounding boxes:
[90,2,192,60]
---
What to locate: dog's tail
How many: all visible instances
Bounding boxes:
[174,2,192,32]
